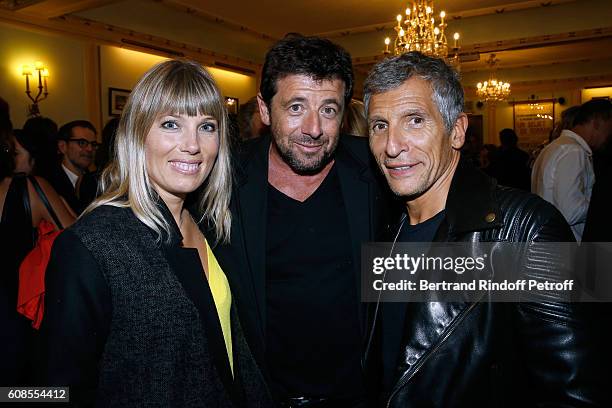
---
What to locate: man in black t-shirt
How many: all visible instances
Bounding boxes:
[214,35,390,407]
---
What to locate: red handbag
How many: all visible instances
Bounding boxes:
[16,176,64,329]
[17,220,61,329]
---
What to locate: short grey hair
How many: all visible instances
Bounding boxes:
[364,52,464,133]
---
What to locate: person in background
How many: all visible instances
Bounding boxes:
[532,99,612,242]
[238,96,268,141]
[461,126,482,168]
[530,105,581,167]
[13,129,38,175]
[94,116,120,171]
[551,105,581,142]
[40,59,272,407]
[342,99,368,137]
[583,125,612,243]
[47,120,97,214]
[78,117,120,205]
[0,108,74,386]
[495,128,530,190]
[479,143,499,177]
[22,116,59,178]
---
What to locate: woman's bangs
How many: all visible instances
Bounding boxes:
[155,72,223,120]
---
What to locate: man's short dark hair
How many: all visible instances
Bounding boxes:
[573,99,612,127]
[560,105,580,130]
[260,34,354,108]
[23,116,58,142]
[499,128,518,147]
[364,52,463,134]
[58,120,97,141]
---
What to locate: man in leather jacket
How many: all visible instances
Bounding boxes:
[362,51,604,407]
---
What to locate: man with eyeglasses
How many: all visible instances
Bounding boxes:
[48,120,98,214]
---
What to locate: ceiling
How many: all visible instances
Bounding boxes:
[2,0,612,92]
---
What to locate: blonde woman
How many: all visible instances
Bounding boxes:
[41,60,272,407]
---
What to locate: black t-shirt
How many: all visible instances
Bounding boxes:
[382,209,446,393]
[398,210,446,243]
[265,165,364,402]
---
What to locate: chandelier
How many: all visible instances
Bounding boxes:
[383,1,460,66]
[476,54,511,103]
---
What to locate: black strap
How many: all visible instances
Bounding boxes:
[20,175,36,244]
[28,176,64,230]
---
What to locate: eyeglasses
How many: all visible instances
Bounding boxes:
[68,138,100,149]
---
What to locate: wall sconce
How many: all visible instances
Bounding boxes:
[22,61,49,117]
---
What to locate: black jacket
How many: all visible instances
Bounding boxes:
[45,164,86,214]
[213,135,392,392]
[369,159,605,407]
[41,203,272,407]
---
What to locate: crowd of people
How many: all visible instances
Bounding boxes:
[0,33,610,407]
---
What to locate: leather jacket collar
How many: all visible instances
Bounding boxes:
[436,157,503,239]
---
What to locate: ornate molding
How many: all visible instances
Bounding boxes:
[0,10,261,74]
[158,0,277,43]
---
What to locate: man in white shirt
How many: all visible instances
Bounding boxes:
[532,99,612,242]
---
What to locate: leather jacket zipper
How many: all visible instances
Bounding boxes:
[386,300,482,408]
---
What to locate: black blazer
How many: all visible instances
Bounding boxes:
[213,134,393,375]
[45,164,84,214]
[41,202,272,407]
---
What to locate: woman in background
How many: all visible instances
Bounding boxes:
[342,99,368,137]
[0,120,74,385]
[13,129,38,175]
[41,59,272,407]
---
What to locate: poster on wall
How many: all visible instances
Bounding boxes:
[109,88,131,116]
[513,100,555,153]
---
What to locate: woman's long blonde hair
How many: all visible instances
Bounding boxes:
[85,59,232,243]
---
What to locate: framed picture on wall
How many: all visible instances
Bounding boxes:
[109,88,131,116]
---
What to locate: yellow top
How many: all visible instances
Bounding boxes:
[205,239,233,375]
